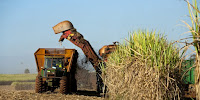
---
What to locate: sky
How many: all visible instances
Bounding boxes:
[0,0,195,74]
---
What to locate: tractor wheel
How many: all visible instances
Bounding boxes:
[60,76,69,94]
[42,82,47,92]
[71,79,77,92]
[35,76,43,93]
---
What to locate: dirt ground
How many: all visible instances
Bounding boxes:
[0,86,103,100]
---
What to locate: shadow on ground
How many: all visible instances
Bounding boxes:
[76,90,101,97]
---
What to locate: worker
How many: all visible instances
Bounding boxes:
[56,61,62,68]
[56,63,62,68]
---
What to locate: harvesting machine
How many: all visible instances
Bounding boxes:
[53,20,117,93]
[34,20,117,94]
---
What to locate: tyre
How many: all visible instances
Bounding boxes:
[35,76,43,93]
[60,76,69,94]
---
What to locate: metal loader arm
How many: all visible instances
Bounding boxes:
[59,29,101,71]
[53,21,104,93]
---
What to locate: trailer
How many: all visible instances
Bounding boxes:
[34,48,78,94]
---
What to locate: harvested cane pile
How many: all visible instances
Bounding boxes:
[102,30,183,100]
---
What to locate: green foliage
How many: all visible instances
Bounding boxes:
[0,74,36,81]
[184,0,200,52]
[108,30,180,72]
[24,69,30,74]
[102,30,182,99]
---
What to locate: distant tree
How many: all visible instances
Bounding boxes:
[24,69,30,74]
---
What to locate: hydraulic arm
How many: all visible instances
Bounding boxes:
[59,29,101,71]
[53,21,104,92]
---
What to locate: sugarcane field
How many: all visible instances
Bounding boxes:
[0,0,200,100]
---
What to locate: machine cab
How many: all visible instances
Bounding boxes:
[44,56,64,69]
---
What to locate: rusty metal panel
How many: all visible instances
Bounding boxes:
[34,48,77,72]
[65,50,74,72]
[67,34,100,70]
[45,48,65,54]
[99,44,117,62]
[36,55,44,72]
[52,21,74,34]
[65,49,74,57]
[34,48,45,72]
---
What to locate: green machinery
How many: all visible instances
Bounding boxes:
[182,60,196,98]
[182,60,195,84]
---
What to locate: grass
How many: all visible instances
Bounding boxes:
[11,82,35,86]
[102,30,183,100]
[0,74,37,81]
[109,30,180,70]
